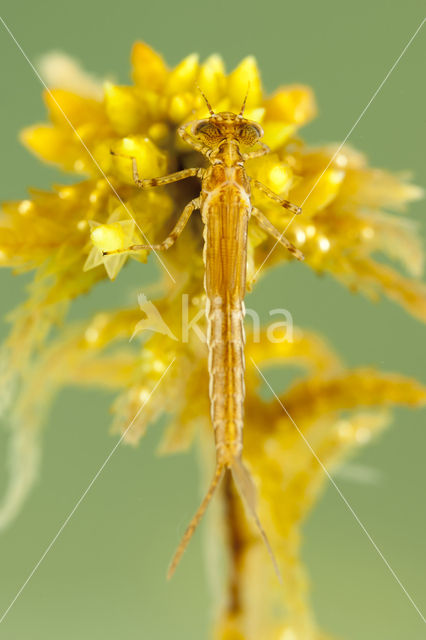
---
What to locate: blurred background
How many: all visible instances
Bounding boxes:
[0,0,424,638]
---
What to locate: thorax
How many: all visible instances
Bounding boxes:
[201,142,251,220]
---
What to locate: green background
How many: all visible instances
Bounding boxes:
[0,0,425,638]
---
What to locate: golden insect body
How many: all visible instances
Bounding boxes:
[106,93,303,579]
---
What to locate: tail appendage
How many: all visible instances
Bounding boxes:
[167,463,225,580]
[167,459,282,582]
[231,458,282,583]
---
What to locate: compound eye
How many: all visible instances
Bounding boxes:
[193,121,220,138]
[238,123,262,146]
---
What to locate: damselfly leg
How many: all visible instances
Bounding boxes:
[103,197,200,255]
[110,150,204,187]
[252,207,304,261]
[252,178,302,215]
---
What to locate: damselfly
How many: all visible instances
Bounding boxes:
[107,90,304,578]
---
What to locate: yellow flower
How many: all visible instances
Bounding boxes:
[1,44,423,315]
[0,43,425,639]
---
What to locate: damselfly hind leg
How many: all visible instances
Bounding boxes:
[252,179,302,216]
[252,207,304,261]
[103,197,200,255]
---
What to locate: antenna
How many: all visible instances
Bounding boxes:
[196,86,215,116]
[239,82,251,117]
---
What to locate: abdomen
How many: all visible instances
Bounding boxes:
[203,182,250,466]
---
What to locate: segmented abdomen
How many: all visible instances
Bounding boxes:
[206,295,245,465]
[202,178,250,467]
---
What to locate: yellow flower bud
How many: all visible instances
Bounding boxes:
[91,223,126,252]
[227,56,262,108]
[166,54,199,95]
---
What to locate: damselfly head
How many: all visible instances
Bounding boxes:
[191,84,263,149]
[191,113,264,148]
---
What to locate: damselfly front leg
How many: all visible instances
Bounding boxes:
[177,123,213,157]
[243,142,270,160]
[103,197,201,255]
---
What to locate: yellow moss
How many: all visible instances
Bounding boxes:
[1,43,425,640]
